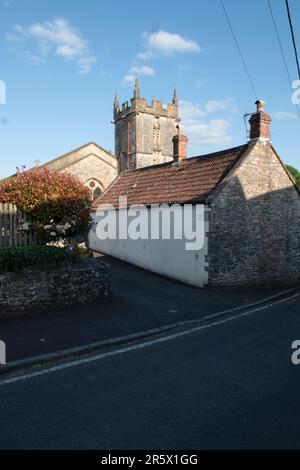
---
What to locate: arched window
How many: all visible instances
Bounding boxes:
[93,187,103,200]
[84,179,103,201]
[153,121,161,151]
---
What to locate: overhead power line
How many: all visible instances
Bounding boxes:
[267,0,300,120]
[267,0,293,85]
[285,0,300,80]
[220,0,258,100]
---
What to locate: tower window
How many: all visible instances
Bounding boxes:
[153,122,161,151]
[121,152,128,171]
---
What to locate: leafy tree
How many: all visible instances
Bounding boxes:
[286,165,300,190]
[0,168,92,242]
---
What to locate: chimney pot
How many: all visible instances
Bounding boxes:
[249,100,271,142]
[255,100,266,112]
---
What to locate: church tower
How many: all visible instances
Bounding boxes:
[114,79,180,171]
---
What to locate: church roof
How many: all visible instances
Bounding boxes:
[92,144,249,210]
[40,141,117,171]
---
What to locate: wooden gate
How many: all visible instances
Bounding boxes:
[0,203,38,246]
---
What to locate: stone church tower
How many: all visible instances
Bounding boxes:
[114,79,181,171]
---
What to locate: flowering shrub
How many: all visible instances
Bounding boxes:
[0,168,92,242]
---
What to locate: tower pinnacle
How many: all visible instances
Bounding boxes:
[172,88,178,106]
[114,92,119,111]
[133,77,140,99]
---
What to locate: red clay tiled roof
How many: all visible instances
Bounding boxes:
[92,144,248,210]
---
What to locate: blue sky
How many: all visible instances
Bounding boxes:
[0,0,300,178]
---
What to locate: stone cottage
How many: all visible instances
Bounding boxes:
[90,100,300,287]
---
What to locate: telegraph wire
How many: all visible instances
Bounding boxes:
[267,0,300,120]
[267,0,293,85]
[285,0,300,80]
[220,0,258,100]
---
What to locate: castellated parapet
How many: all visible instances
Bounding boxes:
[114,79,181,171]
[114,97,179,121]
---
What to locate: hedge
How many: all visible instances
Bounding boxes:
[0,245,69,272]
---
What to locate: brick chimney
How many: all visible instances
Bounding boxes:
[249,100,272,142]
[173,132,188,162]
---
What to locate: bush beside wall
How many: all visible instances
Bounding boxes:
[0,245,68,272]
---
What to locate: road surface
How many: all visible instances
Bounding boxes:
[0,294,299,449]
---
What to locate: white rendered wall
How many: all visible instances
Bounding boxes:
[89,205,209,287]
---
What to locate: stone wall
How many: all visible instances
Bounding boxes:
[44,142,118,192]
[207,141,300,287]
[136,113,178,163]
[0,259,110,317]
[67,154,117,191]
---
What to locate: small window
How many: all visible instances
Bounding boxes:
[84,179,103,201]
[93,187,102,200]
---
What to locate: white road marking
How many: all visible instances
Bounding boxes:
[1,292,299,386]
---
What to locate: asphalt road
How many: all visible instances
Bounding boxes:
[0,294,300,449]
[0,254,290,362]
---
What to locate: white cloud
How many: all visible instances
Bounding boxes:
[180,99,234,147]
[139,30,200,58]
[185,119,231,146]
[205,99,237,113]
[180,98,236,121]
[273,111,297,120]
[77,55,97,74]
[5,30,22,42]
[129,65,155,76]
[122,74,135,86]
[122,65,155,86]
[5,18,97,74]
[24,50,46,65]
[180,100,206,122]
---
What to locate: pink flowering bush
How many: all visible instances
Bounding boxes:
[0,168,92,243]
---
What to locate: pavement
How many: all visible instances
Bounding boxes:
[0,293,299,449]
[0,252,297,364]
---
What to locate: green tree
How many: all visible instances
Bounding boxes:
[286,165,300,190]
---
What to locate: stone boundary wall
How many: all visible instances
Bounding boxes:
[0,259,110,317]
